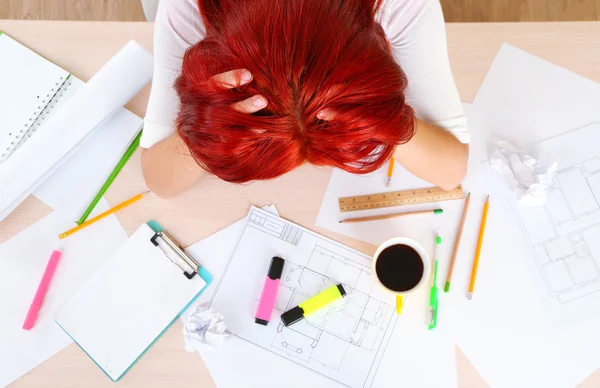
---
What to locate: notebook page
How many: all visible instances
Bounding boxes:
[0,34,69,160]
[0,40,153,222]
[56,224,207,381]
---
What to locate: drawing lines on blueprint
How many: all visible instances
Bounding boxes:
[513,149,600,304]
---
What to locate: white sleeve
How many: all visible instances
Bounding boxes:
[378,0,470,143]
[141,0,206,148]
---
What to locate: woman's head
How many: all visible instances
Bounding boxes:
[175,0,415,183]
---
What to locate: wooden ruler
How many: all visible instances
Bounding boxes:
[338,185,464,212]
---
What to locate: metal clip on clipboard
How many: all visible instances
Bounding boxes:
[150,231,200,279]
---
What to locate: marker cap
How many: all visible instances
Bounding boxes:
[281,306,304,326]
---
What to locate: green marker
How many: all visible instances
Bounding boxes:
[429,235,441,330]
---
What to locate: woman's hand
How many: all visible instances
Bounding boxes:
[210,69,268,113]
[141,69,268,198]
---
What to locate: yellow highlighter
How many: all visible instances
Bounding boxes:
[280,284,346,326]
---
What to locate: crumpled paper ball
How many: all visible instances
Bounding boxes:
[183,304,229,353]
[490,140,558,206]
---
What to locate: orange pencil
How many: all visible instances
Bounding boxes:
[59,191,149,239]
[386,157,395,187]
[467,195,489,300]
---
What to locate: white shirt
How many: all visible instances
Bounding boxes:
[142,0,469,149]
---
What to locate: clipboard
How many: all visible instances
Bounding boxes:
[147,219,213,286]
[56,221,213,381]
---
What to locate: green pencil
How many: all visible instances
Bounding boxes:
[77,129,143,224]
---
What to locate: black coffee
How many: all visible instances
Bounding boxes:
[375,244,424,292]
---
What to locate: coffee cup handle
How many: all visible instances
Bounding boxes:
[395,295,403,314]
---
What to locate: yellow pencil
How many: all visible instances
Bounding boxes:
[467,195,490,300]
[59,191,150,239]
[386,157,395,187]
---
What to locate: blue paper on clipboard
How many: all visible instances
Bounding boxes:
[56,220,212,381]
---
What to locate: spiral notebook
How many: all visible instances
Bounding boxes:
[56,222,213,381]
[0,32,75,162]
[0,32,152,221]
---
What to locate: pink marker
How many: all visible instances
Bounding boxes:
[23,250,62,331]
[255,256,284,326]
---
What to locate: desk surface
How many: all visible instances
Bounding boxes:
[1,20,599,388]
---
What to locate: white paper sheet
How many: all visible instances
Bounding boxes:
[34,104,142,221]
[0,40,153,221]
[0,199,128,387]
[446,45,600,387]
[191,207,456,388]
[470,43,600,159]
[447,158,600,388]
[182,205,279,313]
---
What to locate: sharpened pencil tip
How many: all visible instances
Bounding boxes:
[467,292,473,300]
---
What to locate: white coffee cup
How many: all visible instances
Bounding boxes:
[372,237,430,313]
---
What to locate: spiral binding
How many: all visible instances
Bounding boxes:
[0,76,73,164]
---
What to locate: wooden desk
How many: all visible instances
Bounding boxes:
[1,20,599,388]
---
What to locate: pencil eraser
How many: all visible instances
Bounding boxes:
[444,281,451,293]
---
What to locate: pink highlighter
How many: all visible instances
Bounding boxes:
[23,250,62,331]
[255,256,285,325]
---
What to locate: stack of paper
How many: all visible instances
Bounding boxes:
[0,40,152,221]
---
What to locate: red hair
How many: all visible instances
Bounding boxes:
[175,0,415,183]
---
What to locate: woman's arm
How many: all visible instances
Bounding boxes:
[394,118,468,190]
[142,69,268,198]
[141,135,204,198]
[381,0,471,188]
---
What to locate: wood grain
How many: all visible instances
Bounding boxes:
[0,0,145,21]
[1,0,599,22]
[0,19,599,388]
[441,0,600,22]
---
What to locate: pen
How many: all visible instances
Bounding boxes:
[23,250,62,330]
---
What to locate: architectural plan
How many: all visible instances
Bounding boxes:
[511,122,600,324]
[209,207,397,388]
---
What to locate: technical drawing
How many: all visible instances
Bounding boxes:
[270,244,393,373]
[512,122,600,305]
[249,211,303,245]
[210,207,397,388]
